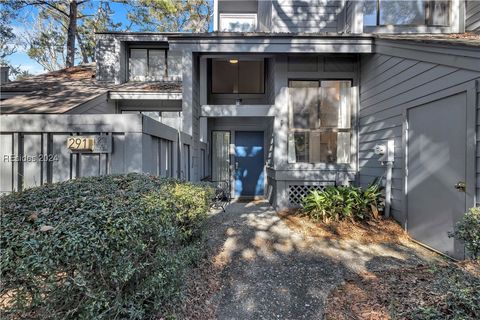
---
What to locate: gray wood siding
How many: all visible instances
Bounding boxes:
[267,58,276,107]
[466,1,480,31]
[0,114,187,192]
[258,0,273,31]
[67,93,116,114]
[344,0,354,32]
[271,0,345,33]
[0,134,14,192]
[359,53,480,224]
[191,53,201,181]
[181,52,193,181]
[477,89,480,205]
[218,0,258,13]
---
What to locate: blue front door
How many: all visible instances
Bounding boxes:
[234,131,264,197]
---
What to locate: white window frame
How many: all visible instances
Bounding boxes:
[287,80,354,165]
[219,13,257,32]
[362,0,463,33]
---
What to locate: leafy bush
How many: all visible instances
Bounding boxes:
[406,265,480,319]
[449,207,480,260]
[0,173,213,319]
[301,182,383,223]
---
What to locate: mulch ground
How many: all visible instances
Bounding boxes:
[278,209,411,245]
[324,262,480,320]
[178,209,479,319]
[175,257,223,320]
[278,210,480,320]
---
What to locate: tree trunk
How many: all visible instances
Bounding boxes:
[66,0,77,68]
[76,31,90,64]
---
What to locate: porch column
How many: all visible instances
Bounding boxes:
[182,51,201,181]
[273,55,289,169]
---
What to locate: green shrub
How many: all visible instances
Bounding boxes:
[0,173,213,319]
[449,207,480,260]
[141,180,215,240]
[301,182,383,223]
[406,266,480,319]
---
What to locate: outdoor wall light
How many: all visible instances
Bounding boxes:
[229,59,238,64]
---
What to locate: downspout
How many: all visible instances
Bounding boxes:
[375,139,394,218]
[383,140,395,218]
[384,159,393,218]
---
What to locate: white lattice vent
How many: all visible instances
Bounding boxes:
[288,182,335,206]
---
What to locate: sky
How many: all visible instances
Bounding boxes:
[7,1,213,75]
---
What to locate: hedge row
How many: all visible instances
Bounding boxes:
[0,173,214,319]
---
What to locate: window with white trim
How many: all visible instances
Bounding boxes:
[219,13,257,32]
[364,0,450,27]
[288,80,352,164]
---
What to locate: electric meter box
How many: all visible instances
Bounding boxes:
[374,140,394,162]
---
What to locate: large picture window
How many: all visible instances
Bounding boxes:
[288,80,352,164]
[364,0,450,26]
[211,59,265,94]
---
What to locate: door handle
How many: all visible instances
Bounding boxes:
[235,162,238,170]
[454,181,466,192]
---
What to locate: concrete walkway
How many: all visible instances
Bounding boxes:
[206,200,439,320]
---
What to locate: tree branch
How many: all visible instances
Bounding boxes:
[27,1,69,18]
[77,14,94,19]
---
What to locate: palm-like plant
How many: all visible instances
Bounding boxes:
[301,179,384,222]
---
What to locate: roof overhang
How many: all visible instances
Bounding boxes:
[169,36,374,53]
[98,31,374,54]
[109,91,182,100]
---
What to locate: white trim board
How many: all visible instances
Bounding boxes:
[109,92,182,100]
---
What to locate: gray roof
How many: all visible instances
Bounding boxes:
[97,30,480,46]
[0,64,182,114]
[375,33,480,47]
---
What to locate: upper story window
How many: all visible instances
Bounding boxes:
[288,80,352,165]
[167,51,183,78]
[219,13,257,32]
[364,1,450,26]
[211,59,265,94]
[128,48,182,82]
